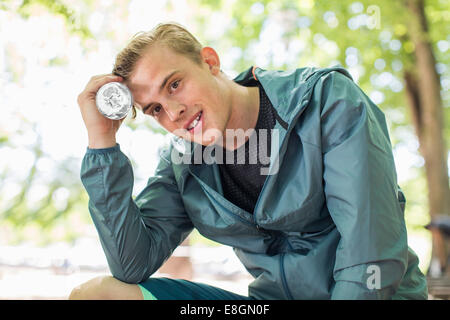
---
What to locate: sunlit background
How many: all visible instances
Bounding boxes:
[0,0,449,299]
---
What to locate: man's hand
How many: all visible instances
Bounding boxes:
[77,74,125,149]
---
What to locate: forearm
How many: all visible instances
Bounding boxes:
[87,133,116,149]
[81,144,157,283]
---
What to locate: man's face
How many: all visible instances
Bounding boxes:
[127,45,231,146]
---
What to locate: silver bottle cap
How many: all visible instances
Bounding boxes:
[95,82,133,120]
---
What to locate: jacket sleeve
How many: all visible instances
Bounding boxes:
[315,71,409,299]
[80,144,193,283]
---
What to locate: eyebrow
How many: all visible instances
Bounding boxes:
[142,70,179,114]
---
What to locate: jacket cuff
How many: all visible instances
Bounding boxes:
[86,143,120,154]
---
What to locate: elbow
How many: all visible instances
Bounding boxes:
[111,270,150,285]
[109,264,154,285]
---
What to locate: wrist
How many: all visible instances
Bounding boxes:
[86,143,119,154]
[88,134,116,149]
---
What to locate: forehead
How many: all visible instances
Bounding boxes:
[126,46,193,106]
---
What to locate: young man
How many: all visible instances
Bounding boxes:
[70,23,427,300]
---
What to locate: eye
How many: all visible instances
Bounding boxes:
[169,79,180,93]
[150,104,162,117]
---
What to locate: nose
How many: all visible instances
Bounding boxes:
[165,100,186,122]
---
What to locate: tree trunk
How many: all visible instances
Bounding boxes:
[404,0,450,276]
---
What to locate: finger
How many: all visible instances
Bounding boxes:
[90,73,110,80]
[87,75,123,93]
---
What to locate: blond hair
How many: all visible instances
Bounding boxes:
[113,23,203,119]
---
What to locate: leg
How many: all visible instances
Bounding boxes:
[138,277,252,300]
[68,275,143,300]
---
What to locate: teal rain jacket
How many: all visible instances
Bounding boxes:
[81,66,428,299]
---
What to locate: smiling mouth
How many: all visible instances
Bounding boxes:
[186,111,202,132]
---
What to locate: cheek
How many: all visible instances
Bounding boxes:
[157,115,175,132]
[200,88,225,116]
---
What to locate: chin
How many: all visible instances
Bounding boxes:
[200,125,224,146]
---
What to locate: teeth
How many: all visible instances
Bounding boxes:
[188,112,202,130]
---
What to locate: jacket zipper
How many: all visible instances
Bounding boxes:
[251,67,333,227]
[251,72,321,298]
[280,253,294,299]
[251,99,310,227]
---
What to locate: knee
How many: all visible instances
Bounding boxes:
[69,276,115,300]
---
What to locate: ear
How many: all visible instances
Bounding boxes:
[200,47,221,75]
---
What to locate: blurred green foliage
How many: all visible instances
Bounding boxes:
[1,0,91,38]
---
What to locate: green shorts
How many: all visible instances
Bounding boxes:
[138,277,253,300]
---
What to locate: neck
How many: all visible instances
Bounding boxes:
[222,80,260,150]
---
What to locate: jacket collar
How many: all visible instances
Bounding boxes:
[235,65,352,126]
